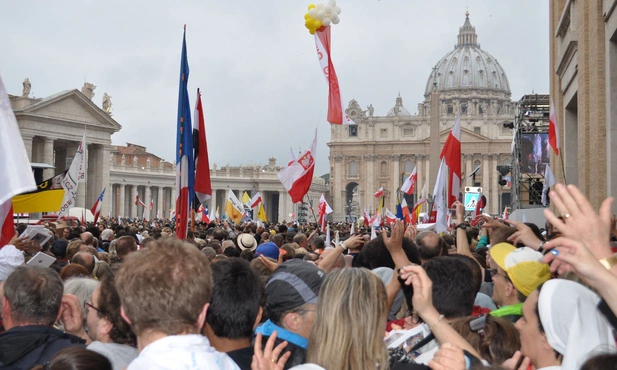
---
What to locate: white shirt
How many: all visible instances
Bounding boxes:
[127,334,239,370]
[0,245,24,281]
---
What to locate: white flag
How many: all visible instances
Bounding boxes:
[350,222,355,234]
[432,158,448,234]
[59,131,86,216]
[325,224,331,247]
[542,164,557,206]
[370,224,377,240]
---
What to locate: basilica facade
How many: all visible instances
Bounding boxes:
[328,13,515,221]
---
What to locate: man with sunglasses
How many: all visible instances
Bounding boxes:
[488,243,551,323]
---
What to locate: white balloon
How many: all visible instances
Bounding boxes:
[316,9,326,20]
[329,0,337,6]
[324,4,332,12]
[322,17,331,26]
[316,3,324,10]
[333,6,341,15]
[331,15,340,24]
[308,8,317,18]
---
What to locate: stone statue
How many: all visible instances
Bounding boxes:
[22,78,31,97]
[417,103,424,116]
[492,101,498,115]
[109,153,115,164]
[121,154,126,166]
[133,155,138,167]
[367,104,374,117]
[393,105,399,116]
[146,157,151,167]
[213,163,217,170]
[159,160,165,169]
[102,93,112,113]
[481,102,488,115]
[81,82,96,100]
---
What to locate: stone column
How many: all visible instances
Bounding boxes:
[130,185,137,218]
[100,144,111,217]
[157,187,164,218]
[491,156,500,214]
[465,154,473,188]
[416,155,424,197]
[482,154,490,198]
[392,155,401,210]
[171,187,177,215]
[54,145,67,174]
[365,155,375,211]
[118,184,126,218]
[210,189,217,217]
[42,138,55,179]
[278,191,287,223]
[145,186,152,219]
[22,133,34,161]
[332,155,343,221]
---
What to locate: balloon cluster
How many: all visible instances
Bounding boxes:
[304,0,342,35]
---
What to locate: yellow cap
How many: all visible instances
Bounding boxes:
[489,243,516,271]
[508,261,551,297]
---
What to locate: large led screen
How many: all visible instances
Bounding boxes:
[520,133,550,174]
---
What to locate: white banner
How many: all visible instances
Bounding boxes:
[58,132,86,216]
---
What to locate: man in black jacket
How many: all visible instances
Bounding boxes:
[0,266,85,369]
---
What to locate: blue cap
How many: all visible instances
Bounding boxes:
[255,242,280,260]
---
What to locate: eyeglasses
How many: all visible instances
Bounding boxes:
[488,269,507,279]
[84,299,103,315]
[406,310,423,325]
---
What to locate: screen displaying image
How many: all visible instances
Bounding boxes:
[520,133,550,174]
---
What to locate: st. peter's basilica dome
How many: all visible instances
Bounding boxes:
[424,12,511,97]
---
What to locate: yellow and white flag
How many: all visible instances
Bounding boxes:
[225,189,244,224]
[242,191,251,206]
[257,203,268,222]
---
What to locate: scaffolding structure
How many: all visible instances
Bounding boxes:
[510,94,550,211]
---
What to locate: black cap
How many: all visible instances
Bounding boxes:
[265,259,325,312]
[51,239,68,258]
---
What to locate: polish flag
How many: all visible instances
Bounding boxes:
[248,192,263,209]
[384,208,397,225]
[400,166,418,195]
[288,148,296,167]
[401,198,411,224]
[135,194,146,208]
[471,195,486,226]
[318,193,333,232]
[0,76,37,247]
[278,130,317,203]
[363,208,371,227]
[374,187,384,198]
[194,88,212,204]
[548,99,560,155]
[440,114,462,207]
[315,26,355,125]
[90,188,106,224]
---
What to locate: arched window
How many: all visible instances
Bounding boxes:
[348,161,358,176]
[380,161,388,176]
[404,160,413,173]
[474,160,482,176]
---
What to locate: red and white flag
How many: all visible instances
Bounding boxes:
[288,148,296,167]
[440,113,462,207]
[401,198,411,224]
[278,129,317,203]
[0,76,37,247]
[150,198,154,211]
[400,166,418,195]
[431,158,449,233]
[194,88,212,204]
[363,208,371,227]
[248,192,263,209]
[548,99,560,155]
[90,188,106,224]
[384,208,397,225]
[471,195,486,225]
[315,26,355,125]
[318,193,333,232]
[135,194,146,208]
[374,187,384,198]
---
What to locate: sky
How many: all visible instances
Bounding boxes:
[1,0,549,176]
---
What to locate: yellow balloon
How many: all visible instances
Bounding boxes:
[310,29,316,35]
[314,20,322,29]
[306,18,315,28]
[308,4,316,10]
[304,13,310,20]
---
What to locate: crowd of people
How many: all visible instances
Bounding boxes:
[0,183,616,369]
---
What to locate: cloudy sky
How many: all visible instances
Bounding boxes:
[1,0,549,175]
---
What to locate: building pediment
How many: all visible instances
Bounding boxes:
[14,89,121,132]
[421,127,491,143]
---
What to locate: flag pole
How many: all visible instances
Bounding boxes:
[191,208,195,232]
[304,195,319,224]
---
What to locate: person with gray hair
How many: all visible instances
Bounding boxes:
[0,266,85,368]
[63,277,99,329]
